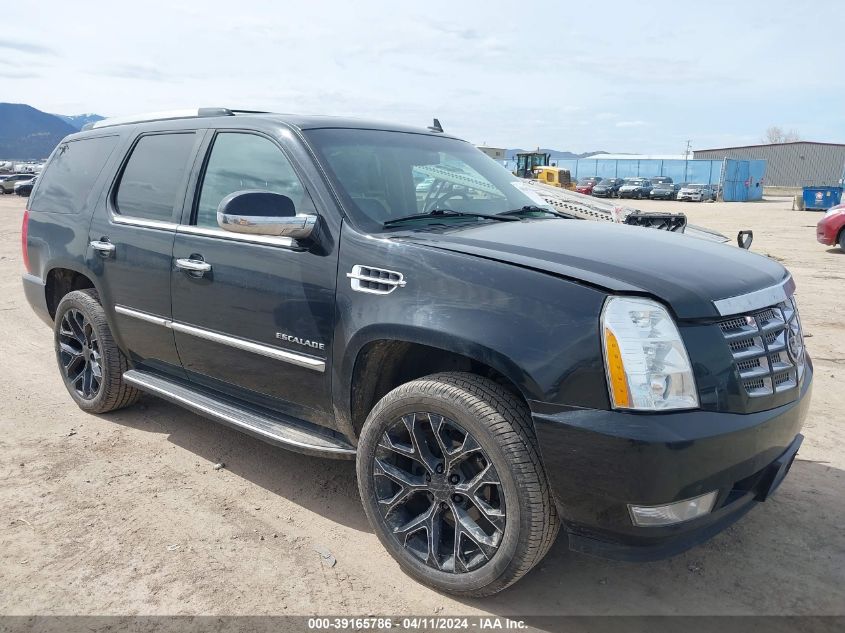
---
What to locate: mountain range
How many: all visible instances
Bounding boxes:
[0,104,105,160]
[1,103,616,162]
[505,148,614,161]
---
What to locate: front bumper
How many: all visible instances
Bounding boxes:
[678,194,703,201]
[531,368,812,561]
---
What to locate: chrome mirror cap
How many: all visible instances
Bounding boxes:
[216,190,317,239]
[217,211,317,239]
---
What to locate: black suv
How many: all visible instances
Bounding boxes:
[21,108,812,597]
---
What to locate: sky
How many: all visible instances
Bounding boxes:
[2,0,843,154]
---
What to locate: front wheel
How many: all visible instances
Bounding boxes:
[357,372,559,597]
[54,289,140,413]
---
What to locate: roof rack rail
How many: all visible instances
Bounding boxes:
[85,107,235,130]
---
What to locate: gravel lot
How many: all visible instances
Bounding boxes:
[0,194,843,620]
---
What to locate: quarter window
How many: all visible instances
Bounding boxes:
[195,133,314,228]
[29,135,119,214]
[115,133,197,221]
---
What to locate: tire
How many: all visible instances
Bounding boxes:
[54,289,140,413]
[839,229,845,251]
[356,372,559,597]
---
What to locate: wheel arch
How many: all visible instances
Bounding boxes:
[338,325,543,440]
[44,263,100,320]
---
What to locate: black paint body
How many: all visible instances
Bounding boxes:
[22,113,812,560]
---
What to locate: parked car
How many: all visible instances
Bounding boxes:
[617,177,653,199]
[591,177,624,198]
[649,182,680,200]
[816,203,845,250]
[14,176,37,197]
[677,184,712,202]
[22,108,811,597]
[1,173,36,193]
[574,176,602,194]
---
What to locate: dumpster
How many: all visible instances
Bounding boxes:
[803,186,843,210]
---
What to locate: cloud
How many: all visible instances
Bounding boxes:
[0,70,40,79]
[0,39,55,56]
[616,120,648,128]
[94,64,170,82]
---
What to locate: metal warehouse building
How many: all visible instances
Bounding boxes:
[693,142,845,188]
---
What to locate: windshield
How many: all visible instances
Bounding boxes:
[304,129,552,231]
[577,178,598,185]
[625,179,645,186]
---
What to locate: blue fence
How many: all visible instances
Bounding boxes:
[506,158,726,186]
[722,159,766,201]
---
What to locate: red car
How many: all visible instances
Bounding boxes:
[817,203,845,250]
[575,176,602,194]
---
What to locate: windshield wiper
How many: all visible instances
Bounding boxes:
[383,209,518,227]
[496,205,564,218]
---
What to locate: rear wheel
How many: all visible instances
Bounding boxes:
[54,289,140,413]
[357,372,559,597]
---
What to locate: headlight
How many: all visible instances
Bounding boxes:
[601,296,699,410]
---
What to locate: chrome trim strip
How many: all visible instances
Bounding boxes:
[122,371,353,455]
[713,276,794,316]
[170,322,325,372]
[176,225,297,248]
[114,305,172,328]
[113,305,325,372]
[112,215,179,231]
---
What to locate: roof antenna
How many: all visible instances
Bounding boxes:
[428,118,443,133]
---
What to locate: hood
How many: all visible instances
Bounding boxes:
[397,219,788,319]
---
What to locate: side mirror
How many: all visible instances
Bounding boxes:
[217,190,317,240]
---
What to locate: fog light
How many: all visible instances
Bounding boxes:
[628,491,718,527]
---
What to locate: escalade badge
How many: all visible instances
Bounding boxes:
[276,333,325,351]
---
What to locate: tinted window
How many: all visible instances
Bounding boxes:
[195,133,314,228]
[29,136,119,214]
[115,133,197,221]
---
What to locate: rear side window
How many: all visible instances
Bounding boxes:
[29,135,119,214]
[115,133,197,221]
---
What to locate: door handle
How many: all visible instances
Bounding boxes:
[90,240,115,258]
[175,257,212,276]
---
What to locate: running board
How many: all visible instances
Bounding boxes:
[123,370,356,459]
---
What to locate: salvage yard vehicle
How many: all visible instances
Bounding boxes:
[14,176,36,197]
[1,173,35,193]
[574,176,601,194]
[649,182,679,200]
[618,177,653,199]
[816,203,845,250]
[22,108,812,597]
[678,183,712,202]
[591,177,624,198]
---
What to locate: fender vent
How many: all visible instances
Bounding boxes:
[347,265,406,295]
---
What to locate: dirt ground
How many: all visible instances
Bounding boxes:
[0,194,843,619]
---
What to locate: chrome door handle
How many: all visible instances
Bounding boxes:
[90,240,115,257]
[175,258,212,276]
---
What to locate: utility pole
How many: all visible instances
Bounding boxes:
[685,139,692,159]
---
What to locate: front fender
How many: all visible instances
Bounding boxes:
[332,224,611,437]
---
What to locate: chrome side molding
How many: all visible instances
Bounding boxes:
[114,305,325,372]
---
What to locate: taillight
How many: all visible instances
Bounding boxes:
[21,210,30,273]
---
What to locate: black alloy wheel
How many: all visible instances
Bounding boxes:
[58,308,102,399]
[373,411,506,573]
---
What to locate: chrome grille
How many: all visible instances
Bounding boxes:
[718,297,805,397]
